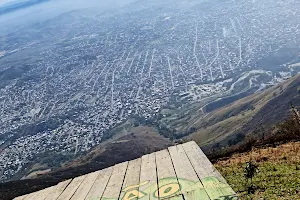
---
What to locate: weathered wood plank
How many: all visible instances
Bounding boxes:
[155,150,184,200]
[32,186,57,200]
[45,179,72,200]
[182,142,224,181]
[23,190,41,200]
[70,171,100,200]
[101,162,128,200]
[14,141,237,200]
[168,145,210,200]
[85,167,113,200]
[182,141,237,200]
[138,153,157,200]
[119,158,142,200]
[13,194,28,200]
[57,175,86,200]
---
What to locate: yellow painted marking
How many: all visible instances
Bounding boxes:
[122,181,150,192]
[154,183,180,198]
[122,190,146,200]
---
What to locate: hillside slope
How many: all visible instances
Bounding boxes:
[188,74,300,149]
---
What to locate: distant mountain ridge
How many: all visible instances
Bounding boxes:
[0,0,49,15]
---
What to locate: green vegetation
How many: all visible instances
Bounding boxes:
[212,106,300,199]
[215,142,300,199]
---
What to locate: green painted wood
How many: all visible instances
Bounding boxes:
[168,145,210,200]
[119,158,142,200]
[138,153,158,200]
[155,150,184,200]
[182,141,237,200]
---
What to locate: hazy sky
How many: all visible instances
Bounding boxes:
[0,0,137,34]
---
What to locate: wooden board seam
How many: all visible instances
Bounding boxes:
[84,168,114,200]
[117,163,129,200]
[155,152,160,199]
[180,144,212,199]
[167,146,186,199]
[59,178,73,199]
[84,170,109,200]
[137,157,145,199]
[66,175,89,200]
[100,169,113,200]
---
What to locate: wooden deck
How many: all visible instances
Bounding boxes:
[14,141,238,200]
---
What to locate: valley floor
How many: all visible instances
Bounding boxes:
[214,141,300,199]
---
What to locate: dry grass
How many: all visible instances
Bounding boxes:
[215,142,300,199]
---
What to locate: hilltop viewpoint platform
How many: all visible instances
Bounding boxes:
[14,141,238,200]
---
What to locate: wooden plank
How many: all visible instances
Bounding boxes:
[119,158,142,200]
[85,167,113,200]
[13,194,28,200]
[155,150,183,200]
[23,190,41,200]
[168,145,210,200]
[182,141,237,200]
[101,161,128,200]
[182,142,224,181]
[45,179,72,200]
[32,186,57,200]
[57,175,87,200]
[138,153,157,200]
[70,171,100,200]
[14,141,236,200]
